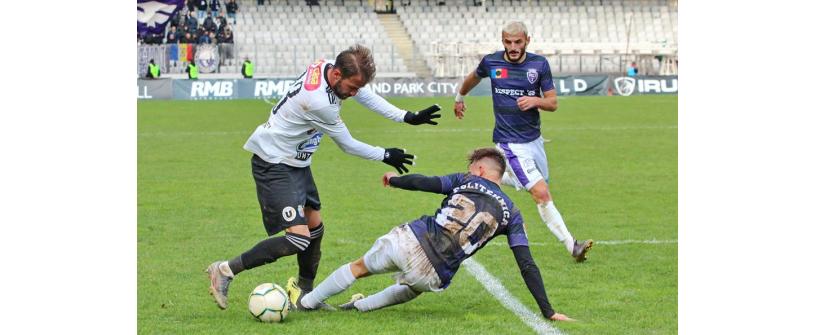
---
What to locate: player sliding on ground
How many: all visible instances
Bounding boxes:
[453,21,593,262]
[286,148,574,321]
[206,44,442,310]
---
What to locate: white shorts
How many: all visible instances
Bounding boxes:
[496,137,550,191]
[362,224,444,293]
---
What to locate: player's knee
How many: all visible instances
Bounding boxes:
[284,226,311,251]
[350,258,370,278]
[305,209,322,229]
[529,182,551,203]
[406,286,422,298]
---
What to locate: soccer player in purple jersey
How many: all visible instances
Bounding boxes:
[286,148,574,321]
[453,22,593,262]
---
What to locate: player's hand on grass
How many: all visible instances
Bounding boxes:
[382,148,414,174]
[517,96,543,111]
[549,313,575,322]
[404,104,441,125]
[454,101,466,119]
[382,172,399,187]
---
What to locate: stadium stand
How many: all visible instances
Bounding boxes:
[137,0,677,78]
[397,0,678,76]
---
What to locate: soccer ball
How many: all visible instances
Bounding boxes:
[248,283,290,323]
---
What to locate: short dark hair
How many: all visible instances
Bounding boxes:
[334,44,376,83]
[468,147,506,176]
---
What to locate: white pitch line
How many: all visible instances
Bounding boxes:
[138,125,677,137]
[593,239,677,245]
[487,239,677,248]
[462,258,565,335]
[531,239,677,246]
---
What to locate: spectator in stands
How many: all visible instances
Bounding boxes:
[216,12,228,32]
[196,0,208,19]
[146,59,160,79]
[209,31,217,44]
[186,60,199,79]
[198,30,212,44]
[182,32,195,43]
[203,12,217,33]
[184,12,198,31]
[627,62,638,76]
[186,0,196,15]
[177,22,188,37]
[147,31,164,44]
[218,27,234,44]
[210,0,221,18]
[166,26,179,44]
[241,58,254,78]
[226,0,238,25]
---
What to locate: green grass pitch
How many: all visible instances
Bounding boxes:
[138,95,677,334]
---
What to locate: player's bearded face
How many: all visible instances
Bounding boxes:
[332,74,366,100]
[502,32,529,62]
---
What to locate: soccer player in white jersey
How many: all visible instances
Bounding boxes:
[205,44,442,309]
[287,148,574,321]
[453,22,593,262]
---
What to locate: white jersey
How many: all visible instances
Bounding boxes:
[244,60,408,167]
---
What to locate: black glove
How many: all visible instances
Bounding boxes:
[403,104,441,126]
[382,148,414,174]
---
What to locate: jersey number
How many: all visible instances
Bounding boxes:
[272,72,306,114]
[443,194,499,255]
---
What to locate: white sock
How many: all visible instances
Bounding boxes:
[537,202,575,253]
[354,284,420,312]
[218,261,234,278]
[301,263,356,309]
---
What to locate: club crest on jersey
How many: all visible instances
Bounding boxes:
[527,69,538,84]
[304,61,323,91]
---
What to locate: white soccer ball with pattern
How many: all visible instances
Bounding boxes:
[248,283,290,323]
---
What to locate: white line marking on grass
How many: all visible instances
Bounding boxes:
[488,239,677,248]
[356,125,675,134]
[593,239,677,245]
[462,258,565,335]
[530,239,677,246]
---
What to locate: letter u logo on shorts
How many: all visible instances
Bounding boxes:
[282,206,297,222]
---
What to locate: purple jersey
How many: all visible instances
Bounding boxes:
[408,173,529,289]
[476,51,555,143]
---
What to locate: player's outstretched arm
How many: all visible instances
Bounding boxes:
[354,87,442,126]
[382,172,444,193]
[511,245,574,321]
[454,71,483,119]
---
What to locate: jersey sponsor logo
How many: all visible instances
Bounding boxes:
[526,68,538,84]
[295,132,323,161]
[295,152,312,160]
[282,206,297,222]
[296,132,323,152]
[490,68,509,79]
[304,62,323,91]
[493,87,530,97]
